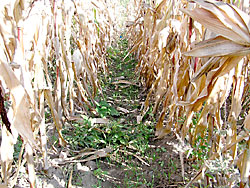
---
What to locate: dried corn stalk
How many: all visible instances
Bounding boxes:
[0,0,115,186]
[129,0,250,187]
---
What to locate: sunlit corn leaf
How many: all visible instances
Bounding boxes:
[0,62,36,147]
[240,138,250,186]
[26,144,36,188]
[0,127,14,185]
[181,0,250,45]
[184,36,250,57]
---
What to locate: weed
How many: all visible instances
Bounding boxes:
[156,147,167,153]
[13,136,23,161]
[167,158,177,182]
[96,100,120,118]
[159,161,164,167]
[189,134,211,170]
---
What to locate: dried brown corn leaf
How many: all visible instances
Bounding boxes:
[152,52,169,114]
[240,138,250,185]
[182,1,250,45]
[194,0,250,43]
[228,64,244,121]
[184,36,250,57]
[243,112,250,131]
[26,143,36,188]
[44,89,67,147]
[52,147,113,165]
[0,62,36,147]
[182,7,241,42]
[1,127,14,185]
[111,80,137,86]
[192,71,233,143]
[190,56,241,103]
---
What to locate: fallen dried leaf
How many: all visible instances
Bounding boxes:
[117,107,130,114]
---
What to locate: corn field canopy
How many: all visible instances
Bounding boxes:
[1,0,250,187]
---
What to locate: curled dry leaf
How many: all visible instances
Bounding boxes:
[52,147,113,165]
[116,107,130,114]
[0,62,36,147]
[184,36,250,57]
